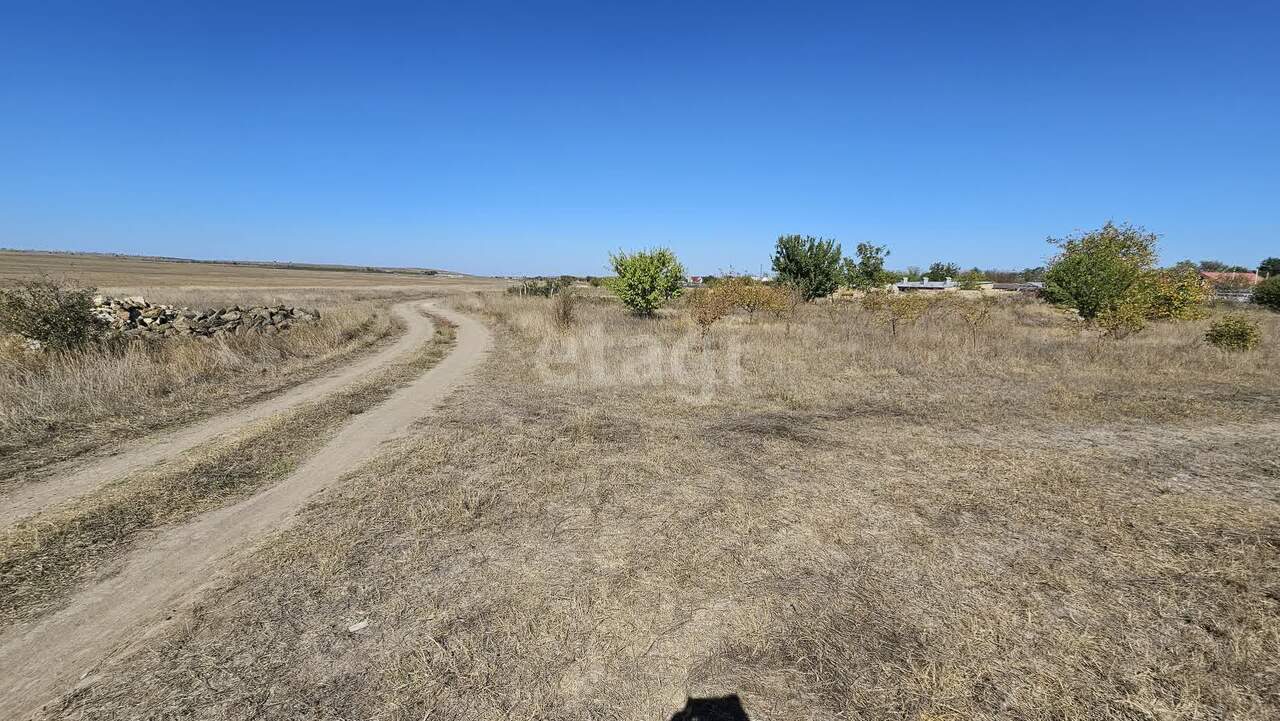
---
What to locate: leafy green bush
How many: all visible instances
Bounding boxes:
[1044,221,1158,321]
[0,277,105,351]
[1204,315,1261,351]
[1253,276,1280,311]
[772,235,842,301]
[606,248,686,316]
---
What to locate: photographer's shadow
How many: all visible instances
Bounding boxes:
[669,694,751,720]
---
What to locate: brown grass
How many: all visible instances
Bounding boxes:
[0,297,400,485]
[40,294,1280,720]
[0,249,502,291]
[0,317,456,628]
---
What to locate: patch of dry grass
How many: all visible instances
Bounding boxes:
[0,318,456,628]
[0,296,400,484]
[42,294,1280,720]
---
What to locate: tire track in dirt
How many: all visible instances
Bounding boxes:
[0,299,437,526]
[0,301,492,720]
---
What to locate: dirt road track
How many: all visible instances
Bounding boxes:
[0,301,492,720]
[0,299,438,526]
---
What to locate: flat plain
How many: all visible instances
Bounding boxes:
[1,252,1278,720]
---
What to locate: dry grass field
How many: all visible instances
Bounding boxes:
[44,291,1280,720]
[0,251,503,483]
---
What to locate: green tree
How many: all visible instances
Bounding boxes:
[926,261,961,281]
[1199,260,1250,273]
[957,267,988,290]
[1259,257,1280,278]
[771,234,843,301]
[1254,276,1280,311]
[842,242,891,290]
[1043,221,1158,320]
[606,248,686,316]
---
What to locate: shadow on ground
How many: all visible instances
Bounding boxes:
[669,694,751,721]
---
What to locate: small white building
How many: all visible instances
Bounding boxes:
[895,276,958,292]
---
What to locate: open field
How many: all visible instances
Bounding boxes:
[0,251,507,482]
[27,291,1279,720]
[0,250,490,291]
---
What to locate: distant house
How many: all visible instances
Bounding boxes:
[895,276,958,292]
[1199,271,1261,287]
[1200,271,1259,302]
[688,275,704,285]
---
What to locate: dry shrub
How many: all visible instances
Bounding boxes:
[550,286,578,330]
[687,287,734,342]
[862,289,937,335]
[945,293,998,349]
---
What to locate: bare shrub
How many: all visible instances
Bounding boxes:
[946,294,997,349]
[863,290,935,336]
[550,286,578,330]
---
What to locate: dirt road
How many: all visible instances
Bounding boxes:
[0,301,492,720]
[0,299,438,526]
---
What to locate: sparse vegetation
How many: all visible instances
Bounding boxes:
[0,293,403,484]
[0,316,457,627]
[1205,314,1261,351]
[947,293,997,348]
[53,290,1280,720]
[550,285,578,329]
[507,278,571,297]
[862,288,935,335]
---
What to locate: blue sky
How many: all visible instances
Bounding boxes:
[2,1,1277,276]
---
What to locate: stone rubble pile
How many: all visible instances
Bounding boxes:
[92,295,321,339]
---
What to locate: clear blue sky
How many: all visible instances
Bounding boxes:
[2,1,1276,276]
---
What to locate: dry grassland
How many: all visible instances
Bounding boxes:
[0,251,505,484]
[1,317,456,628]
[45,293,1280,720]
[0,250,479,290]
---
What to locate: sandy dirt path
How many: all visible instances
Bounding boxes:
[0,299,437,526]
[0,301,492,720]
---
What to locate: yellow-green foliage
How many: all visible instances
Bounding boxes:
[1204,315,1261,351]
[1142,268,1211,320]
[863,289,936,335]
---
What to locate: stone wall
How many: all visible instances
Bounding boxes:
[92,296,321,339]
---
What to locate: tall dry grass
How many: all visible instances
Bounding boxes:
[0,296,399,484]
